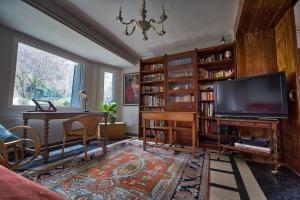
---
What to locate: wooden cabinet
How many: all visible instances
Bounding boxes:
[99,122,126,140]
[165,51,198,112]
[197,43,236,148]
[275,7,300,174]
[138,43,236,146]
[139,57,166,141]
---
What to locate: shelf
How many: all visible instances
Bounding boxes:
[167,76,195,82]
[168,101,194,104]
[140,68,164,74]
[140,106,164,108]
[140,126,170,130]
[197,43,234,54]
[199,100,214,102]
[200,116,217,120]
[220,144,272,156]
[198,75,234,82]
[198,59,233,68]
[168,89,194,94]
[140,92,164,95]
[167,64,195,71]
[140,80,164,84]
[199,88,214,92]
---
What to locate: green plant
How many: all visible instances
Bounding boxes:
[100,102,117,123]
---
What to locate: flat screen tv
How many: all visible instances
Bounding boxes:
[214,72,288,119]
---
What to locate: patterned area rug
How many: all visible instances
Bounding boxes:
[23,140,209,200]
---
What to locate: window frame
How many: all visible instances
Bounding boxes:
[9,38,84,109]
[102,71,116,103]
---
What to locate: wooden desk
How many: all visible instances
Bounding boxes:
[142,111,198,158]
[22,111,108,162]
[216,118,280,174]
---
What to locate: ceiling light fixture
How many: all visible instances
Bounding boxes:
[116,0,167,40]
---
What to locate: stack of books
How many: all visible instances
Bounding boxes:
[143,63,163,71]
[234,138,272,153]
[143,95,164,107]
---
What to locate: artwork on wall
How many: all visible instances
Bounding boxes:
[123,73,140,105]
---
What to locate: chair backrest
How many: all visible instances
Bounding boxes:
[71,114,104,136]
[0,124,19,143]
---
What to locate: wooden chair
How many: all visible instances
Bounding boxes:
[0,125,41,170]
[62,114,107,160]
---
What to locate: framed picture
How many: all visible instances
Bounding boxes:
[123,73,140,106]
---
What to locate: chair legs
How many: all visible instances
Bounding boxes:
[62,134,66,158]
[83,137,88,160]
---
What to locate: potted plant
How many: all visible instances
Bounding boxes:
[100,102,117,124]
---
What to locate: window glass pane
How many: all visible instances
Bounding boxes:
[13,42,82,107]
[103,72,114,103]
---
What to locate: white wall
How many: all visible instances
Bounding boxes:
[0,25,123,143]
[120,65,140,135]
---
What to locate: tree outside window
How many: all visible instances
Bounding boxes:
[13,42,83,107]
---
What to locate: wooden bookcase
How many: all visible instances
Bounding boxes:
[139,56,166,142]
[197,43,236,148]
[165,51,198,112]
[138,43,236,147]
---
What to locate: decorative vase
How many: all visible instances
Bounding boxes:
[225,50,232,60]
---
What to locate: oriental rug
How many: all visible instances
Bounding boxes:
[23,140,209,200]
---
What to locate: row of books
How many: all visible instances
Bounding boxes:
[145,129,165,140]
[168,57,192,66]
[141,86,164,93]
[169,94,194,102]
[200,102,214,117]
[169,83,193,90]
[198,51,232,64]
[142,63,163,71]
[199,68,234,79]
[202,120,218,134]
[143,95,164,107]
[199,84,213,90]
[234,138,272,153]
[168,70,193,78]
[200,91,214,101]
[146,120,166,127]
[143,73,164,82]
[140,107,164,112]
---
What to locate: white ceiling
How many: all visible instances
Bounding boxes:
[0,0,134,68]
[53,0,239,58]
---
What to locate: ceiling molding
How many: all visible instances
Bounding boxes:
[22,0,139,65]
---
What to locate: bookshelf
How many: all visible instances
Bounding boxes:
[165,51,198,112]
[139,56,166,142]
[138,42,236,147]
[197,43,236,147]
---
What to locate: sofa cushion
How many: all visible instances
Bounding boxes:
[0,124,19,143]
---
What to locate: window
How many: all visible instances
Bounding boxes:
[103,72,115,103]
[13,42,83,107]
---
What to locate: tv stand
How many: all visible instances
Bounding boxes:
[216,117,280,174]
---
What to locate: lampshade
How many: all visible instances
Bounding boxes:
[79,89,87,98]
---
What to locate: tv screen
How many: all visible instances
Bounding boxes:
[214,72,288,118]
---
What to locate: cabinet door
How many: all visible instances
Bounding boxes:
[275,7,300,173]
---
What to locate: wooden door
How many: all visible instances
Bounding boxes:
[275,7,300,174]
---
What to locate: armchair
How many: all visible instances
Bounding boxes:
[62,114,107,160]
[0,124,41,170]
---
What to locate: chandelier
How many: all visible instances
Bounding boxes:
[116,0,167,40]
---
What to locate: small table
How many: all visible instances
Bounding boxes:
[216,118,280,174]
[99,122,126,140]
[141,111,198,158]
[22,111,108,163]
